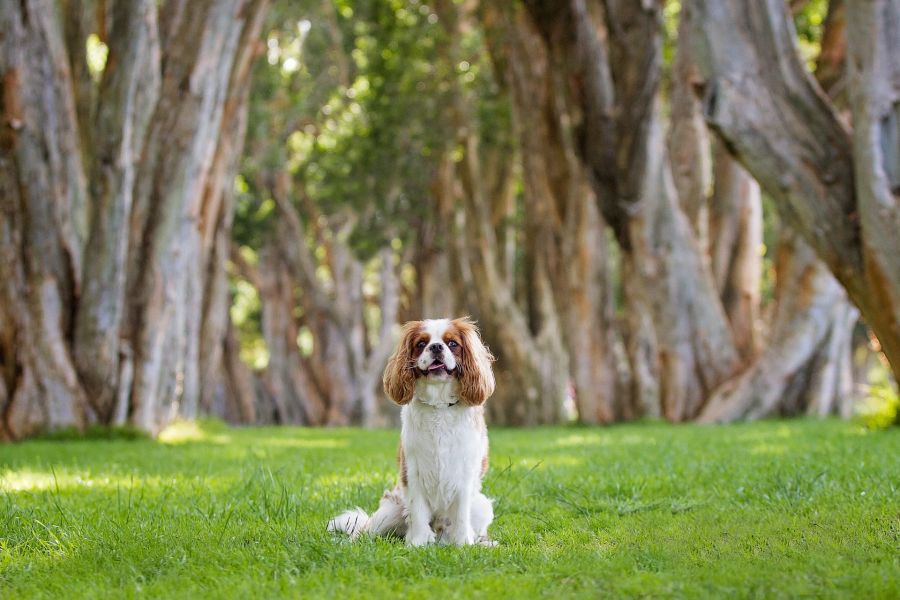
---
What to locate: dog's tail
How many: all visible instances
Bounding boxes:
[328,488,407,540]
[327,507,370,538]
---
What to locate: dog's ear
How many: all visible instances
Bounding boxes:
[383,321,423,405]
[452,318,495,406]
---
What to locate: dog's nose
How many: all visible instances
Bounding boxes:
[428,343,443,354]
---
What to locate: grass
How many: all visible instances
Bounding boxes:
[0,419,897,599]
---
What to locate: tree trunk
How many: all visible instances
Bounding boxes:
[481,0,623,423]
[524,0,743,421]
[412,206,455,320]
[844,0,900,379]
[228,170,402,426]
[235,244,323,424]
[202,312,259,425]
[698,233,854,422]
[0,0,270,439]
[668,9,712,248]
[73,0,161,421]
[685,0,900,385]
[432,0,570,426]
[708,143,763,361]
[1,1,94,438]
[693,1,862,421]
[815,0,847,103]
[452,141,570,426]
[196,0,268,421]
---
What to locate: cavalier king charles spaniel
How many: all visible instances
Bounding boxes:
[328,317,497,546]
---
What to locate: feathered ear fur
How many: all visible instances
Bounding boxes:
[382,321,423,405]
[453,318,496,406]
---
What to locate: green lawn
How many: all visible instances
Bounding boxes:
[0,420,897,599]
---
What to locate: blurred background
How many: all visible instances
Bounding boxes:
[1,0,898,439]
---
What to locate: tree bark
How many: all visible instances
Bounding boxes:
[844,0,900,378]
[274,183,401,426]
[815,0,847,103]
[227,167,403,426]
[196,0,268,421]
[0,0,271,438]
[1,1,92,438]
[73,0,161,421]
[708,143,763,362]
[454,135,570,426]
[685,0,900,385]
[698,233,853,422]
[481,0,623,423]
[688,0,861,421]
[668,8,712,247]
[121,0,269,433]
[524,0,743,421]
[430,0,571,426]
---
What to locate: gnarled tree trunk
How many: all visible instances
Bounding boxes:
[1,1,92,437]
[0,0,270,439]
[708,143,763,362]
[699,233,856,422]
[524,0,743,421]
[481,0,625,423]
[685,0,900,386]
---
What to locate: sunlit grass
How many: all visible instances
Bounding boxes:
[0,420,897,598]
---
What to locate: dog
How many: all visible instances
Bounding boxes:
[328,317,497,546]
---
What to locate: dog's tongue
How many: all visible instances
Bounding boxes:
[428,362,445,371]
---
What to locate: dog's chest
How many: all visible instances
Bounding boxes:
[401,402,483,511]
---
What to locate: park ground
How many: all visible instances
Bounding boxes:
[0,419,898,598]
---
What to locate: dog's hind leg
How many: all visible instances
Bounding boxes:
[471,493,496,546]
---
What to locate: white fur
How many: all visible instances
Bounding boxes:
[328,489,407,539]
[329,318,496,546]
[402,386,489,546]
[327,507,369,539]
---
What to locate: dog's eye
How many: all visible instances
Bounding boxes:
[416,341,427,348]
[447,340,458,348]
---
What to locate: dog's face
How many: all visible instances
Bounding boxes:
[383,317,495,406]
[412,319,462,380]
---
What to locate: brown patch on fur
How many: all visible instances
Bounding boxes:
[449,318,496,406]
[397,443,408,487]
[383,321,424,405]
[470,406,490,479]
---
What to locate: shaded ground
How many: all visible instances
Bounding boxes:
[0,420,897,598]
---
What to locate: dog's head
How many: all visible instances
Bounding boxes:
[382,317,495,406]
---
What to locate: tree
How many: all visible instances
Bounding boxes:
[684,0,900,386]
[0,0,270,438]
[479,0,626,423]
[522,0,744,421]
[692,1,862,421]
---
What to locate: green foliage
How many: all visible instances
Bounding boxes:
[229,272,269,370]
[84,34,108,80]
[231,175,277,251]
[661,0,681,74]
[793,0,829,70]
[240,0,449,258]
[1,421,897,597]
[758,193,783,308]
[856,372,900,430]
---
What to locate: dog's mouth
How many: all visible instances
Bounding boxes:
[421,360,453,376]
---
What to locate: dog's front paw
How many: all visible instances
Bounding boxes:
[448,526,475,546]
[406,527,435,547]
